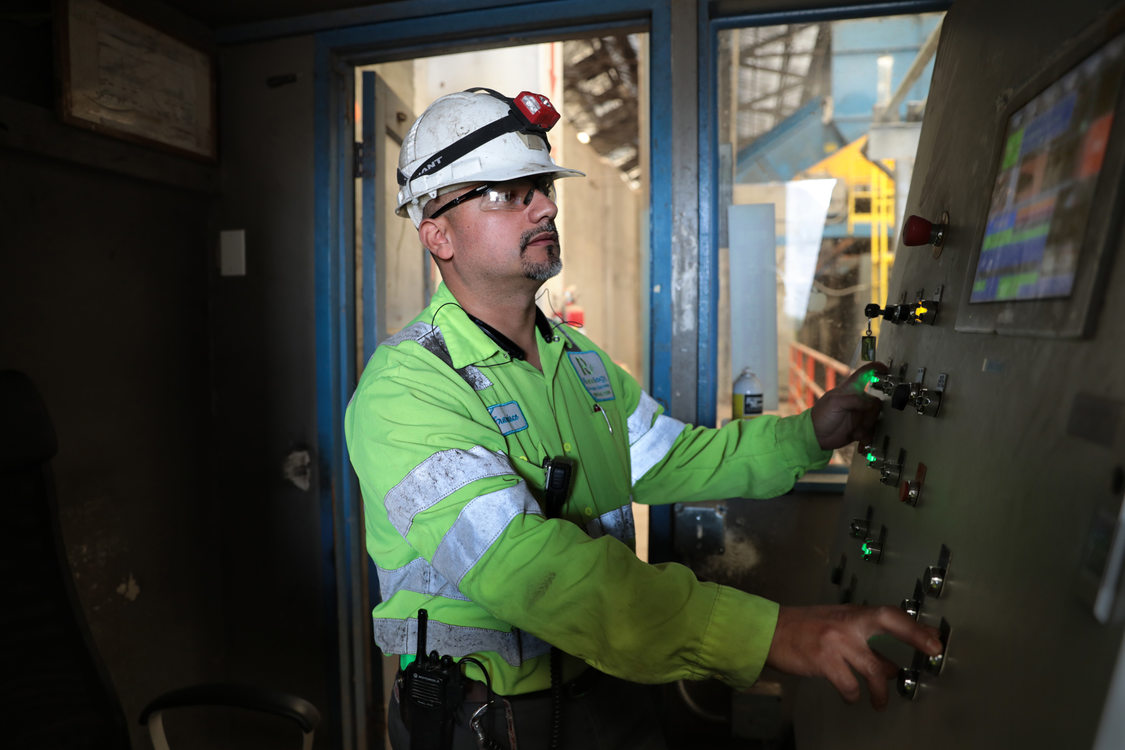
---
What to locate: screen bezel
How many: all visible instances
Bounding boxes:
[955,14,1125,338]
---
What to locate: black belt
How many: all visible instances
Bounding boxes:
[398,666,600,704]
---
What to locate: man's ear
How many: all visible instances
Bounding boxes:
[418,218,453,261]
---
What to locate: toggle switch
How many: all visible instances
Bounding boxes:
[865,301,922,326]
[880,449,904,487]
[862,444,884,470]
[890,371,946,417]
[925,544,952,598]
[925,619,952,676]
[865,285,942,327]
[913,298,940,325]
[902,211,948,250]
[891,382,914,411]
[861,525,886,564]
[900,463,927,506]
[925,566,947,597]
[911,385,943,417]
[897,666,920,700]
[901,579,925,620]
[866,371,898,398]
[897,618,950,700]
[862,438,904,489]
[850,506,874,538]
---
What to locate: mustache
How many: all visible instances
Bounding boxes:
[519,220,559,252]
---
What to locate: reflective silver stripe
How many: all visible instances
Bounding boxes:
[433,483,543,587]
[376,558,469,602]
[385,446,515,537]
[586,504,635,543]
[381,321,435,350]
[630,414,687,484]
[627,391,662,446]
[372,616,552,666]
[381,321,492,391]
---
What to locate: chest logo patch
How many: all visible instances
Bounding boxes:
[488,401,529,435]
[567,351,615,402]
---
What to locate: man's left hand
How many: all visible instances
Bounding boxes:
[809,361,887,450]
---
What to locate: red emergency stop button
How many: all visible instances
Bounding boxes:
[902,213,947,248]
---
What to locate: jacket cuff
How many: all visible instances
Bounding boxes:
[698,585,780,690]
[776,410,832,471]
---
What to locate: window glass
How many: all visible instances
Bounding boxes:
[715,13,944,467]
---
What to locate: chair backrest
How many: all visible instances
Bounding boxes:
[1,370,130,749]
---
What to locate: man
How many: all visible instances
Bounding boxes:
[345,88,941,749]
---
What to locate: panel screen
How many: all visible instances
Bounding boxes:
[970,34,1125,304]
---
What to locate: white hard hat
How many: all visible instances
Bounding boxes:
[396,88,585,226]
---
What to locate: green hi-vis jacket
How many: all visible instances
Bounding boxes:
[345,283,831,696]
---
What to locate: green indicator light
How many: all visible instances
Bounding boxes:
[866,452,877,463]
[861,542,872,555]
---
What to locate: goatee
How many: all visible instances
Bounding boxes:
[520,220,562,281]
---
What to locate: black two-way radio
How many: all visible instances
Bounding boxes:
[541,456,576,519]
[400,609,463,750]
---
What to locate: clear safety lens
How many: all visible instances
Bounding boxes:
[479,177,556,212]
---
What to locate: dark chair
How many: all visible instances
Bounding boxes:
[1,370,320,749]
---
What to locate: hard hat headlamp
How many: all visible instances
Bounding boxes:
[397,88,562,188]
[512,91,560,130]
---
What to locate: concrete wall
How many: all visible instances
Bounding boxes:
[555,131,645,376]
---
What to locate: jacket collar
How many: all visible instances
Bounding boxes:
[427,283,559,369]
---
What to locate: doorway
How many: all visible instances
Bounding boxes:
[351,36,651,746]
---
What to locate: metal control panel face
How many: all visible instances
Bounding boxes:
[793,1,1125,748]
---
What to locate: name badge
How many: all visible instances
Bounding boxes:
[567,351,615,402]
[488,401,529,435]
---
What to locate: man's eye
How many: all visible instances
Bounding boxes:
[485,189,517,203]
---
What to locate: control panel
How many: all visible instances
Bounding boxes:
[794,2,1125,748]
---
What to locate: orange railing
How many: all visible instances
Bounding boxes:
[788,341,851,413]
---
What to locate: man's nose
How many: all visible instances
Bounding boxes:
[527,186,558,223]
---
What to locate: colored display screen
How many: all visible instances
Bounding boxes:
[971,33,1125,304]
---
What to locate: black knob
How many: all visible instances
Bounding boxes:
[864,303,883,319]
[886,303,919,324]
[891,382,912,411]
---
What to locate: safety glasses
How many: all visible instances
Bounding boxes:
[429,175,556,220]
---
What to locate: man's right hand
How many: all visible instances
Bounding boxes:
[765,604,943,709]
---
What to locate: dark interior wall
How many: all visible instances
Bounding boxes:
[212,30,332,736]
[0,128,224,742]
[1,3,332,747]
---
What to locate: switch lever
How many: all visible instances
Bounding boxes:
[900,579,925,620]
[925,544,952,598]
[897,618,951,700]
